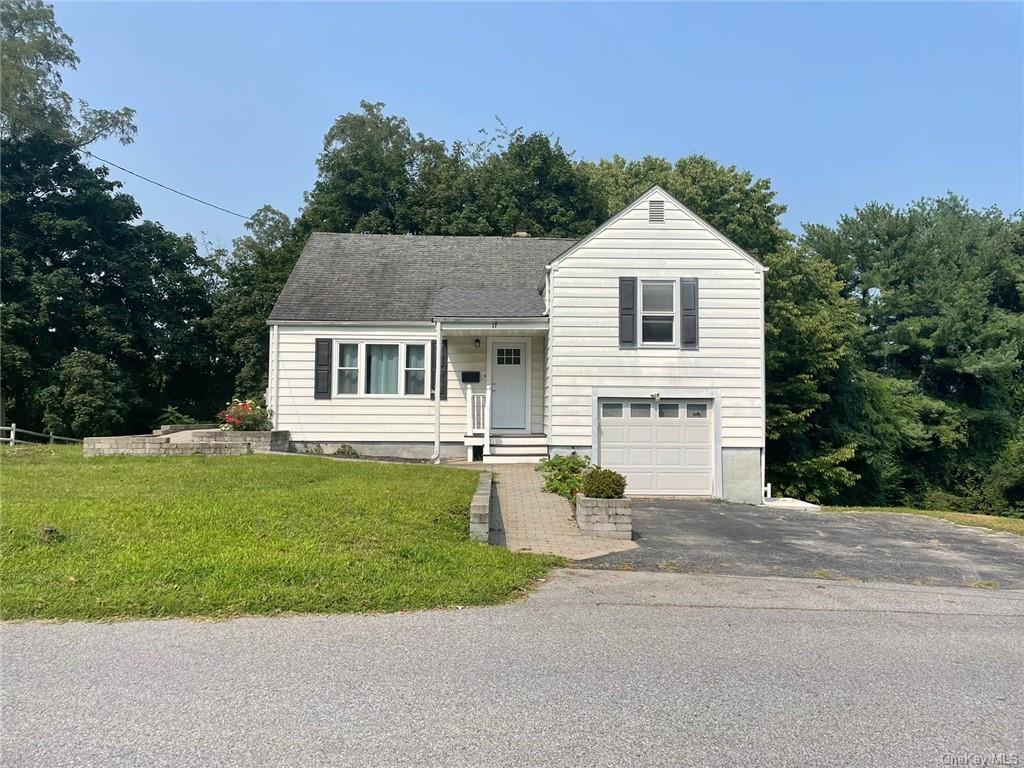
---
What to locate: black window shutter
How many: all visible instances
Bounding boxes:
[619,277,637,347]
[440,339,448,400]
[680,278,699,350]
[430,339,448,401]
[314,338,332,399]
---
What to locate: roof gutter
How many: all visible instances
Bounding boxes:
[431,316,546,322]
[265,320,435,327]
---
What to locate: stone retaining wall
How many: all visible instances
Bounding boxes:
[167,430,289,452]
[84,430,290,457]
[469,471,492,542]
[575,494,632,540]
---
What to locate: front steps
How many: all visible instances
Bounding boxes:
[481,433,548,464]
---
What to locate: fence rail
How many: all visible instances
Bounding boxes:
[0,423,83,445]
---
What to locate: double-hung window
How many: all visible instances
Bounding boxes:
[335,341,429,397]
[640,279,676,345]
[337,344,359,394]
[404,344,426,395]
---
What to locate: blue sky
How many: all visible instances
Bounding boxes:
[55,2,1023,250]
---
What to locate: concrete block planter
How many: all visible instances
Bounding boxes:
[575,494,632,540]
[469,471,492,542]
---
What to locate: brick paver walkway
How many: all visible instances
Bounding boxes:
[489,464,637,560]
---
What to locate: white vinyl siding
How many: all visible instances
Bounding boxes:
[547,189,765,449]
[272,325,544,443]
[531,336,545,433]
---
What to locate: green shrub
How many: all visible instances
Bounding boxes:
[920,486,980,514]
[981,420,1024,518]
[536,454,590,498]
[334,444,358,458]
[580,467,627,499]
[155,406,197,427]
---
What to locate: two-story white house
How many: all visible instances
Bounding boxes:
[267,186,766,504]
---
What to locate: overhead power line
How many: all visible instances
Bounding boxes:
[55,137,250,220]
[4,230,54,250]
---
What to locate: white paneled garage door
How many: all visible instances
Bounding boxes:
[598,399,714,495]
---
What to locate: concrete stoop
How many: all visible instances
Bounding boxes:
[761,496,822,512]
[84,428,290,457]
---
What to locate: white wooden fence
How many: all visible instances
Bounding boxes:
[0,423,83,446]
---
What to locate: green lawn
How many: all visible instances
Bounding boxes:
[824,506,1024,537]
[0,446,560,620]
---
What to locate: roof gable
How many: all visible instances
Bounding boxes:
[547,185,766,271]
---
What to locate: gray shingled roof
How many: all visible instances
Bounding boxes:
[430,286,546,318]
[268,233,575,323]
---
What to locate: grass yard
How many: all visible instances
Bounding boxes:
[824,506,1024,537]
[0,446,561,621]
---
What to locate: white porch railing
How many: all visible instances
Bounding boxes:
[465,385,492,455]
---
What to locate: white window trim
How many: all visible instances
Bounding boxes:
[639,278,677,347]
[332,340,432,399]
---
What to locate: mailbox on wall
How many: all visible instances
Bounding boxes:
[461,371,482,384]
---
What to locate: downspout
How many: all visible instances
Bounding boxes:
[431,320,442,463]
[268,324,279,430]
[274,324,282,430]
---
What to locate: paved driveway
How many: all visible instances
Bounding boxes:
[3,570,1023,768]
[585,499,1024,588]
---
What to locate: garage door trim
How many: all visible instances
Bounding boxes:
[592,387,722,497]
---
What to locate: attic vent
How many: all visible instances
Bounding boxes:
[649,200,665,223]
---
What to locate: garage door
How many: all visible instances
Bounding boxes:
[598,399,713,495]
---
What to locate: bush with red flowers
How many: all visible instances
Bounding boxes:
[217,398,273,431]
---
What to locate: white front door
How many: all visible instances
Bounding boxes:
[490,342,528,430]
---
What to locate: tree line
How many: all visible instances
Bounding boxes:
[2,1,1022,514]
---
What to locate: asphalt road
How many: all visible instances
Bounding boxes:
[3,569,1023,768]
[586,499,1024,588]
